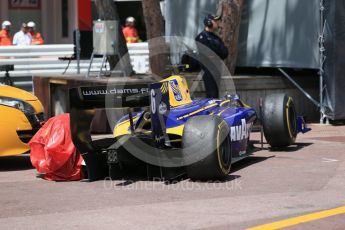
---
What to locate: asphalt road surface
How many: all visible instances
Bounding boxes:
[1,124,345,230]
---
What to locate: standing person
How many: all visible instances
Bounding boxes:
[13,23,32,46]
[122,16,140,43]
[27,21,44,45]
[195,14,228,98]
[0,21,12,46]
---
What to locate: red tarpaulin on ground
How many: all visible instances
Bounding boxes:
[29,113,83,181]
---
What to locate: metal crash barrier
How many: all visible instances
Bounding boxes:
[0,43,149,88]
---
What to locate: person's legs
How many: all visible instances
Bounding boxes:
[202,69,219,98]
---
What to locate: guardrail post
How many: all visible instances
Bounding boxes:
[76,29,81,74]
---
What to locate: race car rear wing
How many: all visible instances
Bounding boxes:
[69,82,170,181]
[69,84,151,180]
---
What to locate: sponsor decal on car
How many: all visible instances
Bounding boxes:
[159,102,168,115]
[169,79,183,101]
[230,119,253,142]
[81,87,149,96]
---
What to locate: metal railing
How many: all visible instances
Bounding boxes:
[0,43,150,89]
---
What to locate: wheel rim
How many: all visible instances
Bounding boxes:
[220,137,231,167]
[288,103,297,137]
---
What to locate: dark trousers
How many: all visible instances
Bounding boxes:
[202,69,219,98]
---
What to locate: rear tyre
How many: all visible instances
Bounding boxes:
[262,94,297,147]
[183,115,231,180]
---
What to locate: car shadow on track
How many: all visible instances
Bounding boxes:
[268,142,313,152]
[231,155,274,174]
[112,174,242,187]
[86,154,275,186]
[251,140,313,152]
[105,146,278,186]
[107,166,242,186]
[186,174,242,184]
[0,154,33,171]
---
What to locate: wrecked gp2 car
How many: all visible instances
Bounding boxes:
[0,84,44,157]
[70,75,310,182]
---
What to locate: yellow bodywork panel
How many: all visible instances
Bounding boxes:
[0,85,44,113]
[0,85,45,157]
[113,76,191,138]
[114,119,184,138]
[0,85,39,100]
[113,117,139,137]
[160,75,192,107]
[0,106,32,156]
[166,125,184,136]
[28,99,44,114]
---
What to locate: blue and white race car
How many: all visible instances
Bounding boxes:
[70,75,310,181]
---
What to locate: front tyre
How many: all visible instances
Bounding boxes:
[262,94,297,147]
[182,115,231,180]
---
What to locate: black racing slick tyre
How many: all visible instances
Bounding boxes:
[262,94,297,148]
[182,115,231,180]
